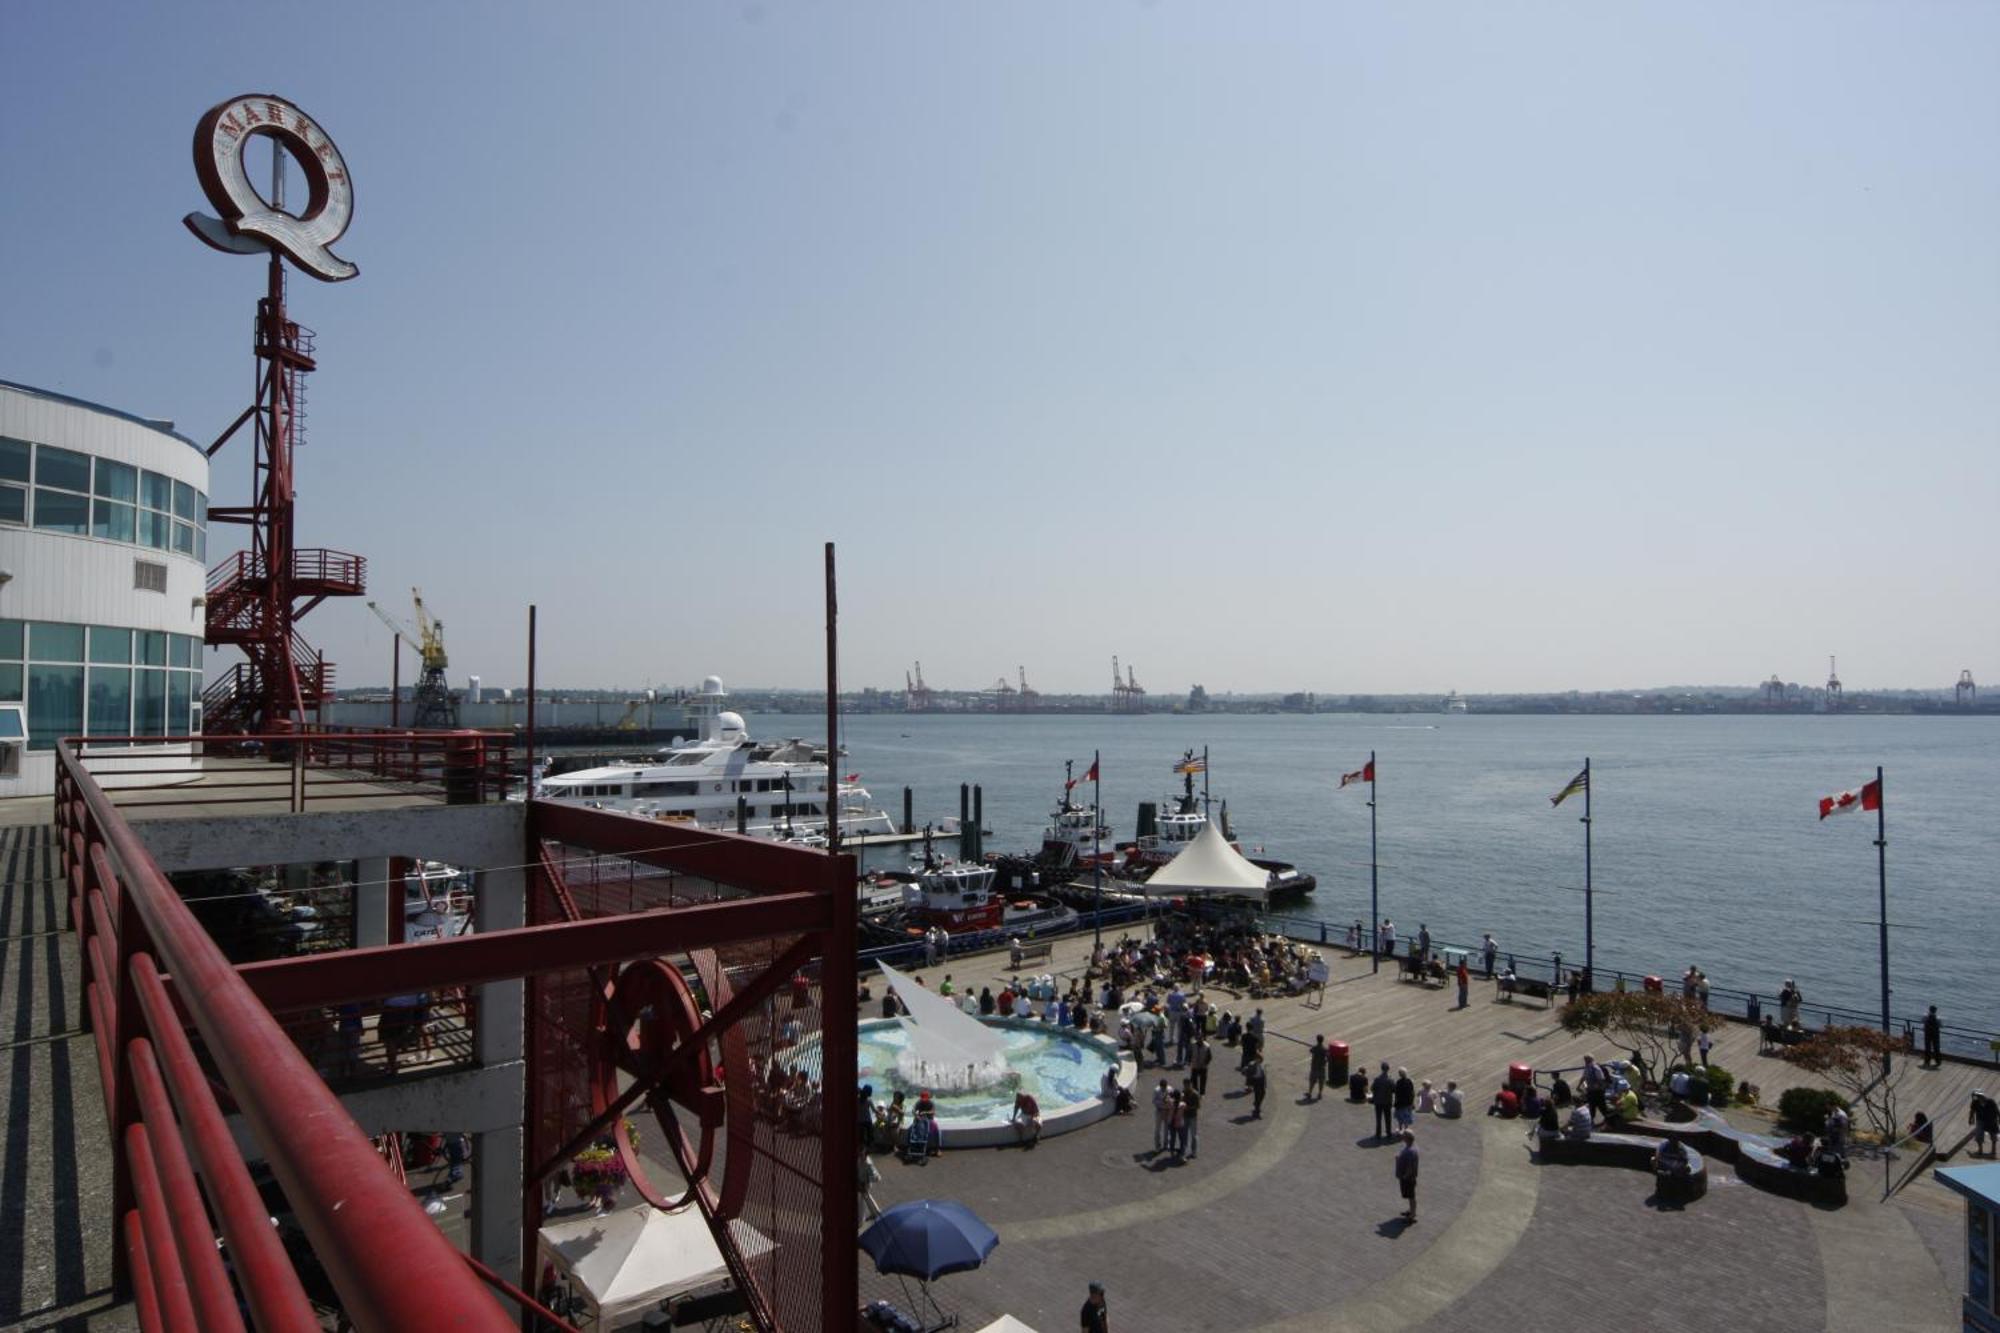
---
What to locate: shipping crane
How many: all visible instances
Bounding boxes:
[367,587,458,728]
[906,662,934,712]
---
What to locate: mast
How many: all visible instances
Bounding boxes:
[1368,750,1379,976]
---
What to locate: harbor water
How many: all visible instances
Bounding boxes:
[792,711,1998,1032]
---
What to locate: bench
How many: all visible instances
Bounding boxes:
[1759,1021,1814,1054]
[1009,940,1053,969]
[1396,955,1447,988]
[1630,1107,1847,1207]
[1495,977,1555,1009]
[1534,1130,1708,1202]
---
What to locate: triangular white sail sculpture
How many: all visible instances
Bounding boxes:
[879,960,1011,1092]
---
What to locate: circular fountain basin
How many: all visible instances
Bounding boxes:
[805,1018,1134,1147]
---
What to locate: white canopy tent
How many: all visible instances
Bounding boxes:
[537,1204,773,1330]
[1140,821,1275,901]
[972,1317,1042,1333]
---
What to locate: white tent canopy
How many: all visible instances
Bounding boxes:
[538,1204,772,1330]
[1140,821,1274,899]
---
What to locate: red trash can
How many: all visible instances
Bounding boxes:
[1329,1040,1350,1085]
[1508,1062,1533,1093]
[1644,975,1664,994]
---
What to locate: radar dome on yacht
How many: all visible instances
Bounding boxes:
[700,675,726,695]
[717,711,747,739]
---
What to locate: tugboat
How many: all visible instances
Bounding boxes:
[1038,758,1120,870]
[873,830,1077,946]
[1117,749,1317,903]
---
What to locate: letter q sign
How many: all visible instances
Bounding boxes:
[184,94,357,282]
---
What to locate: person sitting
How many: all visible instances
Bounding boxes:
[1563,1105,1595,1140]
[1437,1081,1465,1118]
[1417,1080,1437,1114]
[1489,1087,1520,1118]
[1908,1111,1934,1147]
[1533,1100,1562,1145]
[1777,1131,1816,1169]
[1669,1068,1692,1103]
[1611,1082,1640,1127]
[1550,1073,1573,1108]
[1519,1084,1543,1119]
[1010,1091,1042,1148]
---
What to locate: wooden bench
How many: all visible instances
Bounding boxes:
[1759,1020,1814,1054]
[1009,940,1054,969]
[1534,1130,1709,1202]
[1494,977,1555,1009]
[1396,955,1447,988]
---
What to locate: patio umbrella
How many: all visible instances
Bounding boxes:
[858,1199,999,1280]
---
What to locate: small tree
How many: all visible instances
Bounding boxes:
[1558,992,1710,1099]
[1781,1025,1907,1145]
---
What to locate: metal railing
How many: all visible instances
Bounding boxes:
[1258,913,2000,1066]
[73,729,514,812]
[58,737,521,1332]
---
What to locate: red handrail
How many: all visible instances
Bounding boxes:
[60,739,518,1331]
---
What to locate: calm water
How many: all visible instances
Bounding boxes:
[754,711,1998,1031]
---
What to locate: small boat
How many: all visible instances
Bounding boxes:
[1116,749,1316,902]
[874,831,1078,943]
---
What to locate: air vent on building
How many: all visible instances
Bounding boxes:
[134,559,168,593]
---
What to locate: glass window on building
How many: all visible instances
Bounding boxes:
[0,664,20,702]
[37,445,91,494]
[134,669,166,736]
[90,627,133,665]
[92,498,137,543]
[0,437,29,483]
[167,673,191,738]
[138,631,166,667]
[27,663,83,750]
[34,488,90,533]
[30,622,85,663]
[0,486,23,526]
[137,508,169,550]
[87,668,132,737]
[0,621,21,660]
[94,458,138,502]
[173,522,195,556]
[142,470,172,512]
[172,480,196,521]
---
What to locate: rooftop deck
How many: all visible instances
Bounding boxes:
[859,929,1974,1332]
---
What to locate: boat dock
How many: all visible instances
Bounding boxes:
[859,927,1976,1332]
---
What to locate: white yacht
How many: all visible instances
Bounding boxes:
[536,676,898,841]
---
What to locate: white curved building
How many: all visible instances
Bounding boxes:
[0,380,210,796]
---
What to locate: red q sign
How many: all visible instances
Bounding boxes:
[183,93,357,282]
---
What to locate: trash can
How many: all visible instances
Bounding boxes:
[1644,975,1664,995]
[1329,1040,1350,1085]
[1348,1071,1368,1103]
[1508,1062,1534,1094]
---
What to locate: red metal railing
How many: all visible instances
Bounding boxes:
[58,738,521,1332]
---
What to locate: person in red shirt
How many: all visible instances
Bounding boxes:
[1011,1091,1042,1148]
[1456,958,1472,1010]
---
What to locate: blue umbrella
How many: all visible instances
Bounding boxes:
[858,1199,999,1280]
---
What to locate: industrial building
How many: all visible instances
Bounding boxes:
[0,379,209,795]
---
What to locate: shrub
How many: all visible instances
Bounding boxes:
[1701,1064,1735,1105]
[1777,1086,1849,1133]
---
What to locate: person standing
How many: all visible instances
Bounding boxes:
[1081,1280,1110,1333]
[1180,1078,1202,1159]
[1970,1091,1999,1157]
[1779,979,1801,1027]
[1393,1067,1416,1132]
[1307,1035,1329,1102]
[1482,933,1498,979]
[1417,924,1432,963]
[1923,1006,1943,1067]
[1371,1062,1395,1140]
[1455,958,1471,1010]
[1152,1078,1171,1153]
[1190,1034,1212,1095]
[857,1152,882,1227]
[1394,1131,1420,1222]
[1381,921,1396,958]
[1247,1056,1268,1120]
[1697,1027,1713,1067]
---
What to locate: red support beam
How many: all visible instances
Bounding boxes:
[237,891,834,1011]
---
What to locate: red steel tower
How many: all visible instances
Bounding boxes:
[186,95,367,735]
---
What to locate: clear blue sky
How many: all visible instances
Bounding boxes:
[5,3,1996,695]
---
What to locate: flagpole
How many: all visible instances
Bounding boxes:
[1582,756,1594,986]
[1875,764,1890,1054]
[1202,745,1211,819]
[1368,749,1379,977]
[1092,749,1103,952]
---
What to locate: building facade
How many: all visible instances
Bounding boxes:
[0,380,209,796]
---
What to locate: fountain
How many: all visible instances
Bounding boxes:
[789,963,1136,1146]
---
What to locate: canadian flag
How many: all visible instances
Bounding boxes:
[1339,760,1375,789]
[1818,779,1881,820]
[1066,759,1100,790]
